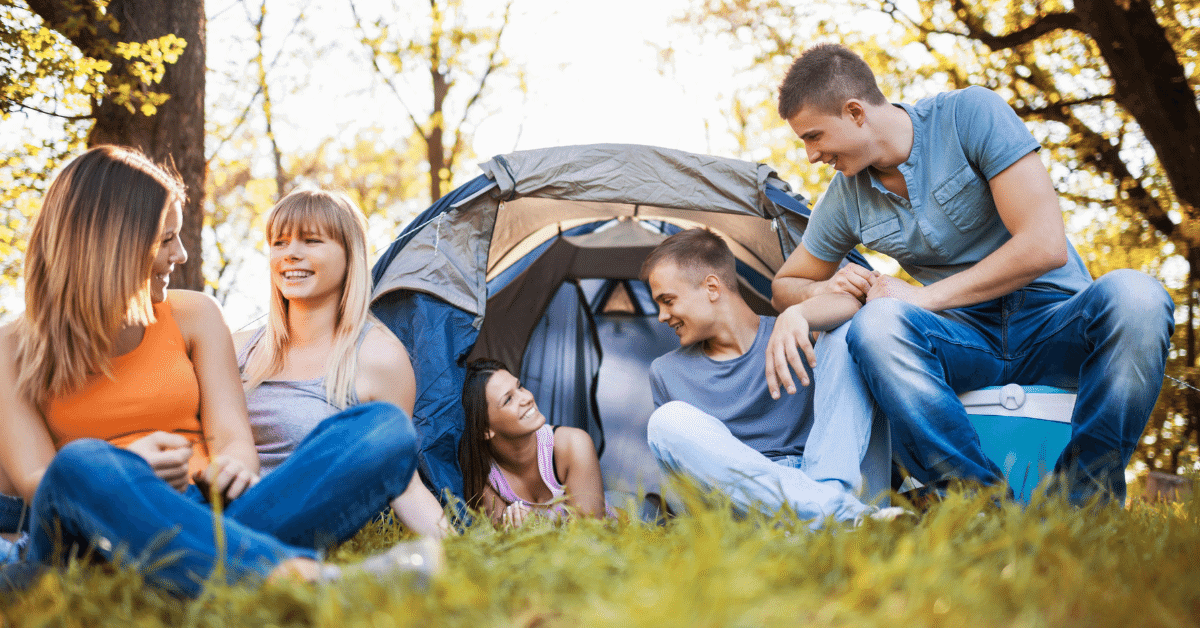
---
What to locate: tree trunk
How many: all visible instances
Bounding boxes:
[26,0,207,291]
[1073,0,1200,213]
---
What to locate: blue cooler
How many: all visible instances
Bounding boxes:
[958,384,1076,502]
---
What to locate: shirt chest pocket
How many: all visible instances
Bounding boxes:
[933,164,992,233]
[860,216,903,255]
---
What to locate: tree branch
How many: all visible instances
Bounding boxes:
[347,0,424,135]
[449,0,512,163]
[1011,94,1116,116]
[949,0,1083,50]
[1,97,95,121]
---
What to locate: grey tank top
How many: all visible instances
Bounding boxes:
[237,323,372,476]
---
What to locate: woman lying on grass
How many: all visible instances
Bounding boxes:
[237,188,450,539]
[0,146,439,596]
[459,359,612,527]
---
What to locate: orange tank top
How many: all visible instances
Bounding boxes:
[44,298,209,478]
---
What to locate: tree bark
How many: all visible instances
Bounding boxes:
[1072,0,1200,214]
[26,0,207,291]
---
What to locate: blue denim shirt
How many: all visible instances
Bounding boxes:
[802,86,1092,294]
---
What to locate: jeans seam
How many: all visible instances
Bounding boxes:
[924,329,1004,360]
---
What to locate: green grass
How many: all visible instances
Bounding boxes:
[3,482,1200,628]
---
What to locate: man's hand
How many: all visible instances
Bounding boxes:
[126,431,193,492]
[820,263,879,302]
[866,275,928,308]
[765,305,816,399]
[193,455,260,505]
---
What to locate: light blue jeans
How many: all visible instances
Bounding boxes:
[26,401,417,596]
[845,270,1174,504]
[647,325,876,527]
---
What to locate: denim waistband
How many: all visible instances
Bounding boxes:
[0,492,29,534]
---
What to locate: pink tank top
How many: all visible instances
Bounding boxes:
[487,424,567,513]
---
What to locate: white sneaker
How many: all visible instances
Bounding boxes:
[320,537,444,588]
[853,506,914,526]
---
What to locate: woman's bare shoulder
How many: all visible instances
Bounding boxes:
[166,290,230,345]
[357,324,412,374]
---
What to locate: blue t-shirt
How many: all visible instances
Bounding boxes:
[649,316,811,460]
[801,86,1092,294]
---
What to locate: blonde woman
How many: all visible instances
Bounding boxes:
[237,188,449,538]
[0,147,437,596]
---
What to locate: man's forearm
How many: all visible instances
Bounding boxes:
[772,276,829,311]
[793,293,862,331]
[917,233,1067,311]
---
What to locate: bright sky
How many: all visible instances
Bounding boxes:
[207,0,749,167]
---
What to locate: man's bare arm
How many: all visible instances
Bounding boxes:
[866,152,1068,311]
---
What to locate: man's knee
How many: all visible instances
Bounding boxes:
[646,401,700,451]
[846,298,920,358]
[1092,270,1174,334]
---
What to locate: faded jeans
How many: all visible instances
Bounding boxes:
[27,401,417,596]
[845,269,1174,504]
[647,324,877,527]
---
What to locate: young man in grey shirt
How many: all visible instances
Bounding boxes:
[642,228,902,526]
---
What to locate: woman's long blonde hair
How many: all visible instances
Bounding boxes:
[241,189,373,409]
[16,145,185,409]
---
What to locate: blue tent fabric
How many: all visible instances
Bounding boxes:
[520,281,605,453]
[370,289,477,503]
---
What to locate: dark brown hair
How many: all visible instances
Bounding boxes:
[639,227,739,292]
[459,358,507,510]
[777,43,887,120]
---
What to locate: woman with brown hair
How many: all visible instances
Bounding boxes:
[459,358,610,527]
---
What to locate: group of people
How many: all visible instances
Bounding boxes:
[0,147,607,595]
[0,42,1176,596]
[640,43,1173,524]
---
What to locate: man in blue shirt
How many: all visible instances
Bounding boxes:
[642,228,903,525]
[767,43,1174,504]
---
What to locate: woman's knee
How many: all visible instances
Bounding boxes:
[353,403,420,475]
[42,439,116,487]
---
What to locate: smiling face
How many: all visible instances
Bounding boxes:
[648,262,719,347]
[786,102,873,177]
[149,200,187,304]
[269,225,348,305]
[484,369,546,440]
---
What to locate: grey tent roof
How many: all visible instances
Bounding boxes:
[371,143,808,325]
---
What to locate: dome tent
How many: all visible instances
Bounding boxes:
[369,143,877,503]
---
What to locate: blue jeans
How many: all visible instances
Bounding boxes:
[0,492,28,535]
[646,326,878,526]
[647,401,871,526]
[845,270,1174,504]
[27,401,417,596]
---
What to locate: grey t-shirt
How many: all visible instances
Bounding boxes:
[237,324,369,476]
[649,316,812,459]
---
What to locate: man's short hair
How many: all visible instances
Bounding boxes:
[640,228,739,292]
[777,43,888,120]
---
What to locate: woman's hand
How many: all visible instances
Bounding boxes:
[193,454,260,504]
[501,501,531,528]
[125,431,193,492]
